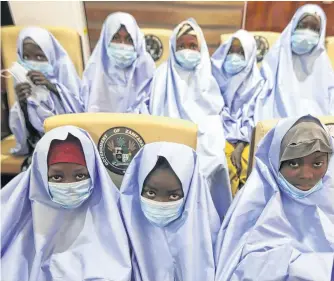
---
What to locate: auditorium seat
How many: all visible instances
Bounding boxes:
[141,28,172,67]
[44,113,197,187]
[326,36,334,69]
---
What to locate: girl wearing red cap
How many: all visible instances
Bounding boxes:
[47,134,91,208]
[1,126,132,280]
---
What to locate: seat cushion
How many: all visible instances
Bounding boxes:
[1,134,25,174]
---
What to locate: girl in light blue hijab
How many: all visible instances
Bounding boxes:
[214,115,334,280]
[1,126,132,281]
[81,12,155,113]
[120,142,221,281]
[212,29,264,196]
[9,27,83,157]
[254,4,334,123]
[147,18,225,124]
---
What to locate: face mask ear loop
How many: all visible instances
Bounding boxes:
[0,69,13,79]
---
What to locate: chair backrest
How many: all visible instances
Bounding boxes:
[1,25,84,109]
[247,116,334,176]
[44,113,198,187]
[141,28,172,67]
[220,31,280,67]
[326,36,334,70]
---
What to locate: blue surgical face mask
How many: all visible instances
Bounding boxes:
[107,42,137,69]
[140,196,185,227]
[277,172,323,199]
[291,29,320,55]
[48,178,92,209]
[18,58,54,76]
[175,49,201,70]
[223,54,247,75]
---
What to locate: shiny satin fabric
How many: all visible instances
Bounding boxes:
[214,115,334,281]
[1,126,132,281]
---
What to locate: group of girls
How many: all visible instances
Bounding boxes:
[2,115,334,280]
[5,4,334,194]
[1,3,334,280]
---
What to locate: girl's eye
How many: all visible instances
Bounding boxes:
[50,175,63,182]
[313,162,324,168]
[76,174,87,181]
[145,190,156,198]
[36,55,43,61]
[288,161,299,168]
[126,37,133,44]
[23,55,29,60]
[112,34,120,41]
[169,194,180,200]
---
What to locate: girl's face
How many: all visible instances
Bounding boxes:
[296,15,321,34]
[228,38,245,58]
[176,34,199,52]
[22,38,48,62]
[111,26,133,46]
[142,167,184,202]
[48,163,90,183]
[280,151,328,191]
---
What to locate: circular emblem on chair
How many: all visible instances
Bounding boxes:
[98,127,145,175]
[326,123,334,138]
[254,35,269,63]
[145,34,163,62]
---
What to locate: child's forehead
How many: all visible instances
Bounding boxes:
[298,14,320,25]
[231,38,241,45]
[177,34,197,43]
[23,37,38,45]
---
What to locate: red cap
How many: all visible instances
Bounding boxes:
[48,138,86,167]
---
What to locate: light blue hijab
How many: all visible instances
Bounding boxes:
[9,27,83,155]
[214,115,334,281]
[1,126,132,281]
[148,18,225,124]
[212,30,264,143]
[81,12,155,113]
[120,142,221,281]
[254,4,334,123]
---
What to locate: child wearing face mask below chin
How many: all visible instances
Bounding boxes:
[214,115,334,281]
[120,142,222,281]
[1,126,132,281]
[81,12,155,113]
[7,27,83,165]
[253,4,334,124]
[211,30,264,196]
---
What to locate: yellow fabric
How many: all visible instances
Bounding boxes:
[44,113,197,148]
[44,113,198,187]
[1,26,84,176]
[225,141,249,197]
[326,36,334,70]
[1,135,25,174]
[1,25,84,109]
[249,116,334,175]
[141,28,172,67]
